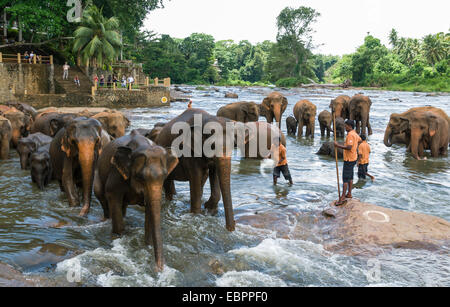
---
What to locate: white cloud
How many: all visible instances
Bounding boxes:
[143,0,450,55]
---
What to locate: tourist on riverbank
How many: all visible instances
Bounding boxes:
[74,75,80,87]
[357,134,375,181]
[127,75,135,90]
[63,62,70,80]
[100,75,105,87]
[107,75,112,87]
[29,51,35,64]
[334,120,362,206]
[93,74,99,87]
[24,51,30,62]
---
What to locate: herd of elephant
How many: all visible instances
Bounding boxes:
[0,91,448,272]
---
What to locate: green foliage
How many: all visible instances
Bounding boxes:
[73,5,122,68]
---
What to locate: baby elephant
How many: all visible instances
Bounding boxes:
[316,142,343,159]
[17,133,53,170]
[286,116,298,136]
[31,144,52,190]
[334,117,346,138]
[318,110,332,138]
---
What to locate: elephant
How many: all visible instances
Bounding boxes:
[92,110,130,139]
[329,95,350,120]
[0,107,31,147]
[335,117,346,138]
[217,101,260,123]
[31,112,78,137]
[316,142,344,159]
[50,117,110,216]
[293,100,317,138]
[30,144,52,190]
[17,132,53,170]
[318,110,332,138]
[241,122,286,159]
[286,116,297,136]
[259,92,288,129]
[155,108,236,232]
[408,111,449,159]
[5,102,38,120]
[349,95,373,136]
[0,116,12,160]
[94,131,178,271]
[384,106,450,148]
[225,92,238,99]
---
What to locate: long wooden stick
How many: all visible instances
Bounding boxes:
[333,113,341,199]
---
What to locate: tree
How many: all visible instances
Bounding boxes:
[73,5,122,68]
[422,32,448,67]
[389,28,398,48]
[350,35,388,83]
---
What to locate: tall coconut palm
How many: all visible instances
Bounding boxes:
[73,5,122,68]
[422,32,448,66]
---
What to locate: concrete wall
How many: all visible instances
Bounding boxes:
[16,86,170,109]
[0,63,54,103]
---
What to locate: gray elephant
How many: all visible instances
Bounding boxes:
[349,95,373,136]
[31,144,52,190]
[293,100,317,138]
[334,117,346,138]
[318,110,332,138]
[286,116,297,136]
[17,133,53,170]
[217,101,259,123]
[329,95,350,120]
[316,142,343,159]
[259,92,288,129]
[94,131,178,271]
[0,116,12,160]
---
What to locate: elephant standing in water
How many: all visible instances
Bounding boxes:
[155,108,236,232]
[286,116,297,136]
[0,107,32,148]
[94,131,178,271]
[408,111,449,159]
[217,101,259,123]
[294,100,317,138]
[318,110,332,138]
[92,110,130,139]
[349,95,373,136]
[17,133,52,170]
[384,106,450,148]
[31,144,52,190]
[50,118,110,216]
[334,117,346,138]
[259,92,288,129]
[329,95,350,120]
[0,116,12,160]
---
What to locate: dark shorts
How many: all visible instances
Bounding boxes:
[273,164,292,181]
[358,163,369,179]
[343,161,357,183]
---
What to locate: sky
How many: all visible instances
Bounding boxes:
[143,0,450,56]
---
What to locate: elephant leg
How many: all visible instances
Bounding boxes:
[204,165,220,216]
[297,120,304,137]
[355,121,361,135]
[188,163,205,214]
[163,179,176,201]
[327,125,331,138]
[310,122,315,139]
[367,118,373,136]
[430,138,440,158]
[94,170,109,219]
[62,158,80,207]
[105,177,126,235]
[320,123,325,137]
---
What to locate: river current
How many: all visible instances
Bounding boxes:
[0,87,448,286]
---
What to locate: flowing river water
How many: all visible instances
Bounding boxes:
[0,87,449,287]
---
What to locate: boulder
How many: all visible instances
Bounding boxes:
[225,92,238,99]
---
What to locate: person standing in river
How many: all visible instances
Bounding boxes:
[357,134,375,181]
[267,138,293,186]
[334,120,361,205]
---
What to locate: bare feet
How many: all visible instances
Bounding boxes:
[79,205,90,217]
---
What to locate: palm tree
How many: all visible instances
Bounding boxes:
[73,5,122,68]
[422,32,448,66]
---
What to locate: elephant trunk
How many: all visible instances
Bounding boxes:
[384,126,393,147]
[11,129,21,148]
[215,157,235,232]
[78,141,96,216]
[145,184,164,272]
[35,173,45,190]
[19,152,29,170]
[410,129,422,160]
[273,104,282,129]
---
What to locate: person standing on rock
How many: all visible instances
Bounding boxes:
[63,62,70,80]
[357,134,375,181]
[334,120,361,205]
[267,138,293,186]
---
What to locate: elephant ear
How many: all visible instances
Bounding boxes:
[240,103,249,115]
[281,97,288,113]
[95,116,109,132]
[111,146,132,180]
[165,148,179,175]
[427,114,438,137]
[50,119,61,137]
[262,98,271,111]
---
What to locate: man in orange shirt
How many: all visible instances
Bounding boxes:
[268,138,293,186]
[334,120,361,205]
[357,134,375,181]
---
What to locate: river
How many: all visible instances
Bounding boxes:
[0,87,449,286]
